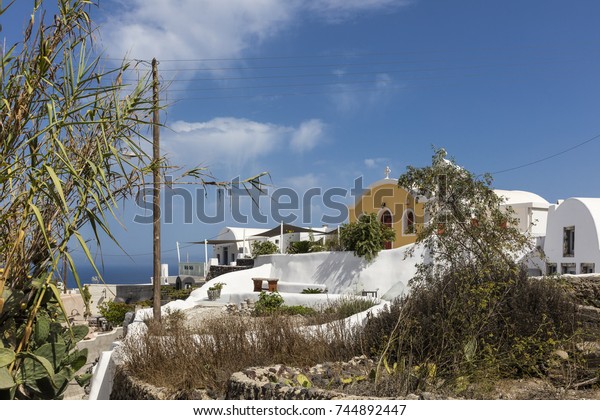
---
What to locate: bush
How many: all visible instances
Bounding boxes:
[251,240,278,257]
[323,296,378,319]
[301,287,326,294]
[287,240,325,254]
[98,300,135,326]
[278,305,318,316]
[340,213,395,261]
[366,268,582,392]
[253,291,284,315]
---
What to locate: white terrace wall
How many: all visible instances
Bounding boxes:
[254,245,423,299]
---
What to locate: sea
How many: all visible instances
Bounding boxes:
[64,258,184,288]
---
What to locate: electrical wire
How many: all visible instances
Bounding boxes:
[492,133,600,175]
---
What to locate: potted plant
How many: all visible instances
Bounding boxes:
[207,282,226,301]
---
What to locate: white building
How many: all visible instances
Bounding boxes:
[543,198,600,275]
[211,227,269,266]
[494,189,550,237]
[211,225,333,266]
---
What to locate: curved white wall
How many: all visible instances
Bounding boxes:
[544,198,600,273]
[254,244,422,299]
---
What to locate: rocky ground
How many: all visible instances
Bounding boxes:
[239,356,600,400]
[179,305,600,400]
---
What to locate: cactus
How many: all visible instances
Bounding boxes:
[0,284,91,400]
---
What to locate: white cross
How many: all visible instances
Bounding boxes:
[384,165,391,179]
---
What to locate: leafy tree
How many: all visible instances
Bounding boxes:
[369,149,579,390]
[340,213,395,262]
[251,240,278,258]
[397,148,531,283]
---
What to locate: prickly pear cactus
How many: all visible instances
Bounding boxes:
[1,285,91,400]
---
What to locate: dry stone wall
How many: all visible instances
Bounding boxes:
[205,264,253,282]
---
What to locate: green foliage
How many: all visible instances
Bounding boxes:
[98,301,134,327]
[0,0,155,399]
[397,148,531,283]
[251,241,279,258]
[0,285,90,399]
[253,292,284,315]
[323,296,377,319]
[301,288,326,294]
[287,240,325,254]
[81,285,92,318]
[208,282,226,291]
[340,213,395,262]
[366,149,583,391]
[278,305,318,316]
[0,0,266,399]
[324,237,343,251]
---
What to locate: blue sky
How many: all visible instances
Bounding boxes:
[4,0,600,280]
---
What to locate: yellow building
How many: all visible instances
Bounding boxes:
[348,175,425,249]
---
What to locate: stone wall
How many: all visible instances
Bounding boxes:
[561,274,600,307]
[110,367,212,400]
[225,367,375,400]
[205,264,253,282]
[236,258,254,267]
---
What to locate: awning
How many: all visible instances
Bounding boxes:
[249,223,320,238]
[188,238,259,245]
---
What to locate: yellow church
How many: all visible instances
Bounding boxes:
[347,167,425,249]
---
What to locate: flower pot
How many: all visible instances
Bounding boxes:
[207,289,221,301]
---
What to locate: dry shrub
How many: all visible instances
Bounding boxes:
[363,268,586,395]
[120,310,362,397]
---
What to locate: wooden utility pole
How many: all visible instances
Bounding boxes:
[152,58,161,323]
[62,247,68,294]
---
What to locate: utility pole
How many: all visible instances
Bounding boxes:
[152,58,161,323]
[62,246,68,294]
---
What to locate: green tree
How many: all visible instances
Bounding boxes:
[340,213,395,262]
[371,149,579,390]
[251,240,278,258]
[398,148,531,282]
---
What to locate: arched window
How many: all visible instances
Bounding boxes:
[403,209,415,235]
[380,210,393,249]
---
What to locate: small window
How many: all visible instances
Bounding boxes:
[563,226,575,257]
[561,263,576,275]
[581,263,595,274]
[546,263,557,275]
[403,209,416,235]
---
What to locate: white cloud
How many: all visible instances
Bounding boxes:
[282,173,321,191]
[306,0,412,22]
[99,1,412,65]
[163,117,326,171]
[290,119,326,153]
[329,73,397,114]
[100,0,294,64]
[364,157,387,168]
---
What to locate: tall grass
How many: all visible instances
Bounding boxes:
[120,311,362,396]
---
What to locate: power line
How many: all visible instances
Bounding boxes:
[135,56,594,84]
[492,133,600,175]
[101,41,600,63]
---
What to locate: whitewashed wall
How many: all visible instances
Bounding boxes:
[544,198,600,274]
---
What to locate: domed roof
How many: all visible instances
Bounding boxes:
[494,189,549,207]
